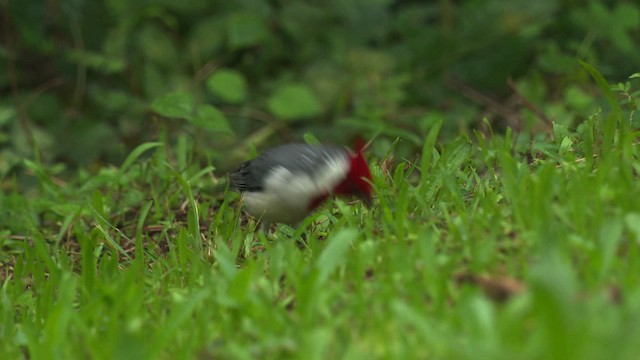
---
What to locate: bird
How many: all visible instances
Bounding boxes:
[230,143,373,229]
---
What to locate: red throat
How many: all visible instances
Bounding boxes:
[307,144,373,211]
[334,149,373,198]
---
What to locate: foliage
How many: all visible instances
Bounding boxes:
[2,1,640,358]
[2,0,640,175]
[1,64,640,358]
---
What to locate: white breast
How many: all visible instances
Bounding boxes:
[242,155,350,225]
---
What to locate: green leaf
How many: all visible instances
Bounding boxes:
[598,217,623,277]
[226,12,268,49]
[625,213,640,245]
[137,24,178,68]
[206,69,248,104]
[315,228,357,283]
[192,105,233,133]
[135,200,153,265]
[189,17,225,58]
[440,137,471,174]
[579,61,623,122]
[120,142,164,174]
[303,132,321,145]
[92,212,132,261]
[42,273,76,347]
[67,49,125,74]
[267,84,322,121]
[151,92,195,120]
[0,105,16,126]
[420,118,443,176]
[156,288,210,350]
[391,300,433,340]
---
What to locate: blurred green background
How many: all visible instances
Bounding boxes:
[2,0,639,178]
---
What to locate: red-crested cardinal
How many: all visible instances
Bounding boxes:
[231,143,373,227]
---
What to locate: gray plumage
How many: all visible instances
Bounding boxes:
[230,143,349,192]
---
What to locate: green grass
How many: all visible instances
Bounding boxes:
[2,88,640,358]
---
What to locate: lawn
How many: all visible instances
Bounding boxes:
[2,67,640,359]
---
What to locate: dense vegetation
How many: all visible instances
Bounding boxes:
[2,0,640,358]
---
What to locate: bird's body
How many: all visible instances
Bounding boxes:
[230,143,372,226]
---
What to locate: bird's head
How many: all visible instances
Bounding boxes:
[333,146,373,205]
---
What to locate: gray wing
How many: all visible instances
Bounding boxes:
[230,161,263,191]
[230,143,348,192]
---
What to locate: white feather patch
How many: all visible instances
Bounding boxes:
[243,154,350,224]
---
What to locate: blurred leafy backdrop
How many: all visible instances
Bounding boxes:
[2,0,639,179]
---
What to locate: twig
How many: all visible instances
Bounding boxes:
[446,76,523,130]
[24,77,65,109]
[193,58,221,86]
[507,77,553,132]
